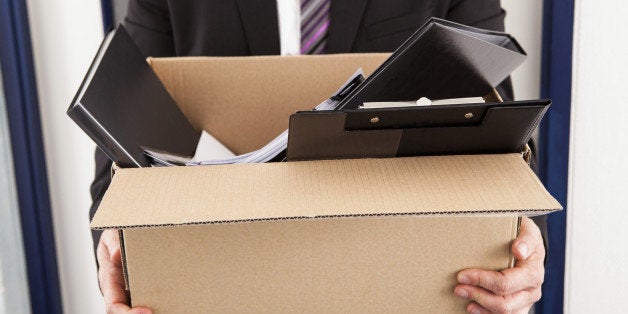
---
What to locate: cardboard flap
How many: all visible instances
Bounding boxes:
[148,54,389,154]
[91,154,561,229]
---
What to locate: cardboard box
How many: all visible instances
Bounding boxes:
[91,54,561,313]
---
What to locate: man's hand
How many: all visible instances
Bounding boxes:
[453,217,545,314]
[97,229,152,314]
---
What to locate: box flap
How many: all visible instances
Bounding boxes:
[148,54,389,154]
[91,154,561,229]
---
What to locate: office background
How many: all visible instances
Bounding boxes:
[0,0,626,313]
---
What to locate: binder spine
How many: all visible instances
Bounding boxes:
[67,103,141,168]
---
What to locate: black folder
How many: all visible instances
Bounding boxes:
[286,100,550,161]
[337,18,527,109]
[67,25,200,168]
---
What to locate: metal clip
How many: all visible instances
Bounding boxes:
[110,162,120,179]
[522,144,532,165]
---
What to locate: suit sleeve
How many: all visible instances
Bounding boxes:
[124,0,176,57]
[89,0,177,256]
[446,0,548,256]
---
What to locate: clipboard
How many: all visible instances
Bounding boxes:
[286,99,550,161]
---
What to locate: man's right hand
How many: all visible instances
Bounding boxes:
[97,229,152,314]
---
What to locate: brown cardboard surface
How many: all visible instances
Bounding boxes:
[89,54,562,312]
[91,153,560,229]
[124,216,518,313]
[148,54,389,154]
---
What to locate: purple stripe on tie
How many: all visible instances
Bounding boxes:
[300,20,329,54]
[301,6,329,42]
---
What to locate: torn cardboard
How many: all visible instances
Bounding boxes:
[91,54,561,313]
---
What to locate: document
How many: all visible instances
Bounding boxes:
[361,96,485,109]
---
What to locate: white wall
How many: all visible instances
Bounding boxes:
[26,0,106,313]
[502,0,544,100]
[565,1,628,312]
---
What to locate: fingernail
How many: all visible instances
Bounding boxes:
[471,309,481,314]
[517,242,529,258]
[458,274,470,284]
[455,288,469,298]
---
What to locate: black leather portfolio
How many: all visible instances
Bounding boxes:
[337,18,527,109]
[286,99,550,161]
[67,25,199,168]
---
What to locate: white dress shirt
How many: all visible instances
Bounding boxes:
[277,0,301,55]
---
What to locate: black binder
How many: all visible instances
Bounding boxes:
[286,100,550,161]
[337,18,527,109]
[67,25,200,168]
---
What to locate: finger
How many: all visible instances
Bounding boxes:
[512,217,543,260]
[102,229,122,266]
[97,231,128,306]
[466,302,490,314]
[98,230,153,314]
[99,260,128,306]
[457,264,543,296]
[109,302,152,314]
[108,302,131,313]
[454,284,541,313]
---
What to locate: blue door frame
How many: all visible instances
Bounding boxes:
[537,0,575,313]
[0,0,62,313]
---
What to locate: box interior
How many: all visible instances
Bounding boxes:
[148,53,389,154]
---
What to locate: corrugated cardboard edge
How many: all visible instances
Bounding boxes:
[118,230,130,291]
[91,154,562,230]
[509,217,522,268]
[95,209,552,230]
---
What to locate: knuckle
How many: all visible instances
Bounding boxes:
[532,273,544,288]
[531,288,543,303]
[478,273,493,289]
[529,264,545,288]
[495,302,513,314]
[494,277,512,296]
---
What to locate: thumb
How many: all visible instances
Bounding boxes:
[512,217,542,260]
[102,230,122,267]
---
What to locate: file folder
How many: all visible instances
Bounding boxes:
[337,18,527,109]
[67,25,200,168]
[286,99,550,161]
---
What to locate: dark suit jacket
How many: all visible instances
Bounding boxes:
[90,0,545,253]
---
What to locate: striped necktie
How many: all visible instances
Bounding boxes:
[300,0,330,54]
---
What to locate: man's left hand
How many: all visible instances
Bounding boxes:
[454,217,545,314]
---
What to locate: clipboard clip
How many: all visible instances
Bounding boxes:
[522,144,532,165]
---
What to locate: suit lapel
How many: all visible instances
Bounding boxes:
[327,0,369,53]
[235,0,280,55]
